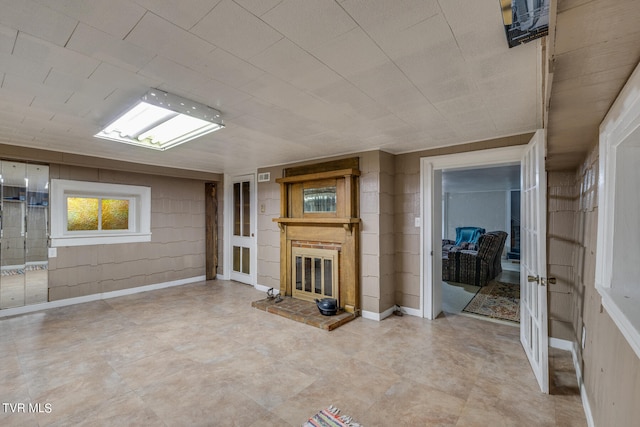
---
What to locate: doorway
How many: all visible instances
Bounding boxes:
[440,165,522,319]
[420,145,526,319]
[421,132,550,393]
[228,174,255,285]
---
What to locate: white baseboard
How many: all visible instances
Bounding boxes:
[549,337,573,351]
[361,305,422,321]
[362,305,395,321]
[399,305,422,317]
[0,275,206,318]
[549,338,594,427]
[254,283,279,294]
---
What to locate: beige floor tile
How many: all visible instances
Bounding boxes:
[0,280,587,426]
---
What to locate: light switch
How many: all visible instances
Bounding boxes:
[414,217,421,227]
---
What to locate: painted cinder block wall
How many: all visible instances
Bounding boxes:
[46,164,213,300]
[571,145,640,426]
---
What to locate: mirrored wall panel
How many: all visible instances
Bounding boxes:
[0,161,49,309]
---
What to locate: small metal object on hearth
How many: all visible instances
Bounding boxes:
[274,293,283,303]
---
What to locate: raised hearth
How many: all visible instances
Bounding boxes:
[252,296,356,331]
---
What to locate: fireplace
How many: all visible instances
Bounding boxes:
[273,158,360,313]
[292,243,339,303]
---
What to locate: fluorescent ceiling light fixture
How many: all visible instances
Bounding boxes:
[94,89,224,151]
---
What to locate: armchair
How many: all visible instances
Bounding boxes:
[442,231,508,287]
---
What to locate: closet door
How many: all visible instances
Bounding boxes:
[25,164,49,305]
[0,161,49,309]
[0,161,27,309]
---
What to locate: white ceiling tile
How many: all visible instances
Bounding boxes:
[14,32,100,78]
[342,0,440,39]
[233,0,283,17]
[250,38,342,92]
[0,86,34,107]
[0,0,595,173]
[133,0,221,30]
[309,79,388,121]
[191,0,282,60]
[125,12,216,73]
[3,73,73,106]
[0,24,17,53]
[375,13,452,60]
[66,24,155,73]
[0,52,50,83]
[345,61,414,101]
[40,0,146,39]
[138,56,252,109]
[262,0,357,50]
[241,73,343,124]
[310,28,388,78]
[0,0,77,46]
[197,48,264,88]
[437,0,507,60]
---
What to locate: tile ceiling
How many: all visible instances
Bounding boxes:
[0,0,637,174]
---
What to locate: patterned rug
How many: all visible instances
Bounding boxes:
[303,406,362,427]
[462,280,520,323]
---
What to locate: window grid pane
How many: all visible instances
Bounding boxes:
[67,197,99,231]
[242,181,250,237]
[102,199,129,230]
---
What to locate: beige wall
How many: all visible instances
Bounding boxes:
[571,146,640,426]
[360,150,396,314]
[47,165,213,300]
[0,145,223,301]
[547,170,580,341]
[256,166,282,290]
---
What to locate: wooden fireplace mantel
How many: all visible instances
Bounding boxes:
[275,160,361,314]
[272,217,360,233]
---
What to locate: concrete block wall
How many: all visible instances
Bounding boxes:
[47,165,208,300]
[393,153,421,309]
[571,144,640,426]
[547,171,580,341]
[256,166,283,290]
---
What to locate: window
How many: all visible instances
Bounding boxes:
[596,62,640,359]
[51,179,151,247]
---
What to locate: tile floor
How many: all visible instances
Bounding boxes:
[0,280,587,426]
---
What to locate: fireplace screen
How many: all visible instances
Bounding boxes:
[292,247,338,303]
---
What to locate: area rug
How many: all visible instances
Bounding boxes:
[462,280,520,323]
[303,405,362,427]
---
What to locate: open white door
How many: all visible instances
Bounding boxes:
[520,129,549,393]
[229,175,255,285]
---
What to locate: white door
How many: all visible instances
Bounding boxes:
[230,176,255,284]
[520,129,549,393]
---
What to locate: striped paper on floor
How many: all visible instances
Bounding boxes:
[303,406,362,427]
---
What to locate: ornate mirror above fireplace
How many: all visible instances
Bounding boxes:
[303,186,336,213]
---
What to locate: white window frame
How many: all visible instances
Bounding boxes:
[50,179,151,247]
[596,62,640,359]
